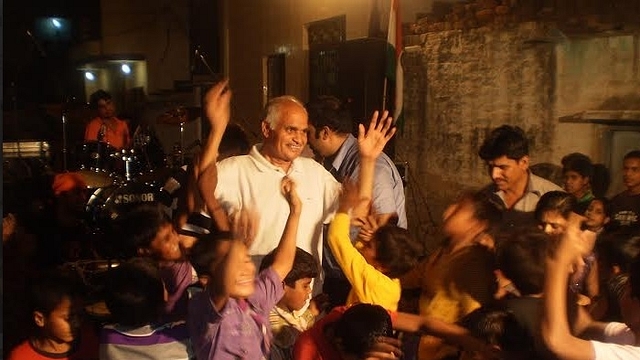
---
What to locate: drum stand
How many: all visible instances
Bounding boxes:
[62,107,69,171]
[179,121,185,166]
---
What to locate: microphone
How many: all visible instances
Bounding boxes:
[192,46,201,73]
[26,30,47,57]
[97,123,106,142]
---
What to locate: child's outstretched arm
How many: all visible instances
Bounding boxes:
[196,79,232,231]
[394,312,497,358]
[352,110,396,219]
[541,213,598,360]
[270,176,302,280]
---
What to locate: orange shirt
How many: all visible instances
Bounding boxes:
[84,117,130,150]
[8,336,98,360]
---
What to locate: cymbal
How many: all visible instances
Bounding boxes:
[157,106,201,125]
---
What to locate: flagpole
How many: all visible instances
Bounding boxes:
[382,77,388,112]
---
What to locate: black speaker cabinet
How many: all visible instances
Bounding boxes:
[309,37,394,156]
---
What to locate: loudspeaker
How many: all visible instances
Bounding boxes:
[309,37,394,156]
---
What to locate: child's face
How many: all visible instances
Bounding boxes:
[563,171,589,197]
[226,241,257,299]
[584,200,609,230]
[280,277,313,312]
[36,296,79,344]
[622,157,640,191]
[538,210,567,237]
[442,199,482,239]
[147,223,183,261]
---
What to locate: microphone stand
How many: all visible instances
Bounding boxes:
[195,48,216,77]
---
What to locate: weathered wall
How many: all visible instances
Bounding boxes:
[399,22,557,239]
[400,25,640,240]
[553,34,640,163]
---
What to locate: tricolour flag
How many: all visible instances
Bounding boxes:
[386,0,403,128]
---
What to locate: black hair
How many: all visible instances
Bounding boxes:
[334,304,393,357]
[104,257,165,327]
[306,95,354,136]
[29,270,83,316]
[478,125,529,161]
[623,150,640,161]
[29,270,84,335]
[561,152,594,179]
[219,123,251,158]
[260,247,319,287]
[451,190,505,241]
[458,306,534,355]
[496,227,550,295]
[534,191,578,223]
[630,253,640,299]
[374,225,425,278]
[113,203,172,258]
[465,190,505,229]
[188,231,234,277]
[588,197,611,217]
[89,89,112,110]
[599,231,640,274]
[591,164,611,198]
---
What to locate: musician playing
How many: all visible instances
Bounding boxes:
[84,90,131,150]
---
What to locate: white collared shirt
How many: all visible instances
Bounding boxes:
[213,144,341,267]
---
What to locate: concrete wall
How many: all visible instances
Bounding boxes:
[400,25,640,239]
[553,34,640,163]
[224,0,432,137]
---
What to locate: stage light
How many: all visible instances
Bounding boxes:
[121,64,131,75]
[51,18,62,29]
[85,72,96,81]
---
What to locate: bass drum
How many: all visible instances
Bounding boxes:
[86,181,162,231]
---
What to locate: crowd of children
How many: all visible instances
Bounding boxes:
[4,79,640,360]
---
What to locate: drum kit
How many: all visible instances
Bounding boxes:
[69,106,201,234]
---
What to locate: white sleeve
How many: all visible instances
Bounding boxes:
[591,340,640,360]
[603,322,636,345]
[321,169,341,224]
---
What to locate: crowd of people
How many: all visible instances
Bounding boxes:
[3,78,640,360]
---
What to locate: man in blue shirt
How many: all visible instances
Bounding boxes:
[306,96,407,307]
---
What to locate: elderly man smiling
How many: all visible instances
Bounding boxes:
[212,95,342,286]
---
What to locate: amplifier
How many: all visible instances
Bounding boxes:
[3,141,51,159]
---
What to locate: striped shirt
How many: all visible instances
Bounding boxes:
[99,321,193,359]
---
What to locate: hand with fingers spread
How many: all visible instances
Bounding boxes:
[357,110,397,160]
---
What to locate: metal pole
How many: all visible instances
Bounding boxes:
[62,109,68,171]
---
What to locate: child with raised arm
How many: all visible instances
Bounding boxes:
[188,146,301,360]
[326,110,424,311]
[542,213,640,359]
[400,189,502,360]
